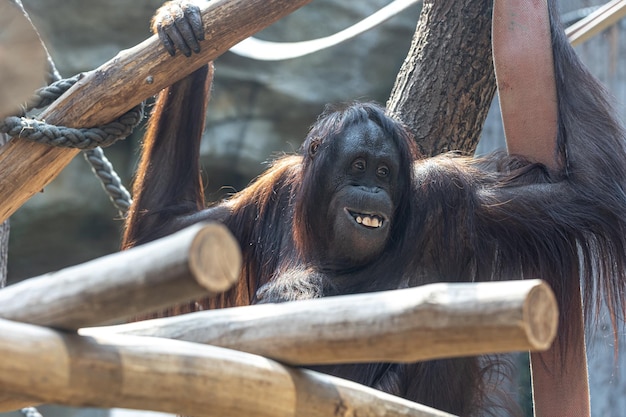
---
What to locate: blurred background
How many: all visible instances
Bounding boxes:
[2,0,625,416]
[6,0,421,282]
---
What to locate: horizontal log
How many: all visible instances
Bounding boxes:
[0,318,452,417]
[84,279,558,365]
[0,0,314,223]
[0,223,240,330]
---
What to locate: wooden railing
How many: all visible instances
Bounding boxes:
[0,223,558,417]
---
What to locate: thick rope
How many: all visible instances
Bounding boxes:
[27,74,80,110]
[1,106,143,150]
[230,0,422,61]
[0,78,144,150]
[20,407,43,417]
[84,147,133,214]
[0,71,137,214]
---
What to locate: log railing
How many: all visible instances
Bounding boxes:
[0,223,240,330]
[83,279,557,365]
[0,223,558,415]
[0,319,454,417]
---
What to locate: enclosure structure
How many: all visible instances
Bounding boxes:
[0,222,558,416]
[6,0,620,415]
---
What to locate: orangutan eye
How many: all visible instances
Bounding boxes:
[352,159,366,172]
[377,165,390,178]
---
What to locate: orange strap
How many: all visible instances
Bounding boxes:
[492,0,559,170]
[492,1,590,416]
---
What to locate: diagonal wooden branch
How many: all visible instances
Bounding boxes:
[0,0,314,223]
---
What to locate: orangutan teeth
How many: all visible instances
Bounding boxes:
[354,213,382,228]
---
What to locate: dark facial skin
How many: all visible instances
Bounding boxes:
[322,120,399,268]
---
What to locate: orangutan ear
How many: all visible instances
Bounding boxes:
[308,138,321,158]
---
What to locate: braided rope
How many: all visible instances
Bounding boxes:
[27,74,80,110]
[0,70,137,213]
[0,102,144,150]
[84,147,133,214]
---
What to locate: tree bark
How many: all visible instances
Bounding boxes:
[387,0,496,156]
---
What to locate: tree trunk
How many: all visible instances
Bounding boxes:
[387,0,495,156]
[385,0,516,413]
[0,133,8,288]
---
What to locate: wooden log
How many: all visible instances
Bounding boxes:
[0,394,38,412]
[0,0,314,223]
[566,0,626,46]
[84,279,558,365]
[0,222,240,330]
[0,318,453,417]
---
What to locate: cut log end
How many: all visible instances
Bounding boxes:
[189,223,242,294]
[523,281,559,350]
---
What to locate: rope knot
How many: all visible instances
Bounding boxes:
[0,73,141,214]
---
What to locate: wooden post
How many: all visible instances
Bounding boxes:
[0,223,241,330]
[84,280,558,365]
[0,318,453,417]
[0,0,314,223]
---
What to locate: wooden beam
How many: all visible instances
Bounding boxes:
[0,222,240,330]
[0,318,453,417]
[0,0,314,223]
[84,280,558,365]
[566,0,626,46]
